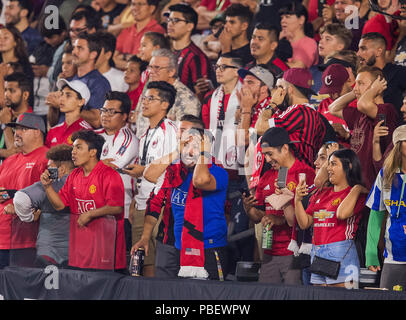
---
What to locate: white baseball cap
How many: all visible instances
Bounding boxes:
[57,79,91,105]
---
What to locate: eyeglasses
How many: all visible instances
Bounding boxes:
[167,17,190,24]
[142,95,163,104]
[214,64,238,72]
[69,27,88,34]
[147,65,170,72]
[100,108,124,116]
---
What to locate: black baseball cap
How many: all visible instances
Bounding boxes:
[261,127,299,148]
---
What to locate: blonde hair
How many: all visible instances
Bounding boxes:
[383,141,403,190]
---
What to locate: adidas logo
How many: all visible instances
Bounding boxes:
[264,185,270,190]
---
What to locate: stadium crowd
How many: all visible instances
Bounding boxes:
[0,0,406,291]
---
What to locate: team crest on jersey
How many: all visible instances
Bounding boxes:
[151,138,159,149]
[67,134,73,145]
[102,146,109,157]
[89,184,97,194]
[255,151,263,170]
[331,198,341,206]
[287,181,296,191]
[225,146,237,167]
[314,210,335,221]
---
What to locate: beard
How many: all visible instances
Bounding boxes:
[365,55,376,67]
[5,97,22,111]
[277,93,290,112]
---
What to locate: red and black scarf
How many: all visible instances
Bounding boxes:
[161,158,217,278]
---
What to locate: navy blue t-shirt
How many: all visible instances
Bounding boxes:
[72,69,111,110]
[170,165,228,250]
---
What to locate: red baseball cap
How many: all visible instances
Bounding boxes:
[319,64,349,96]
[283,68,316,96]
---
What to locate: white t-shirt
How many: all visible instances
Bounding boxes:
[103,67,129,92]
[135,118,178,210]
[98,126,139,219]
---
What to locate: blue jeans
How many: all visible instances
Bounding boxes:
[310,240,359,285]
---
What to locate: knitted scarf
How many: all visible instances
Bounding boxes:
[162,158,217,279]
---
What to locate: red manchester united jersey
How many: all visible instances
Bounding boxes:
[59,161,126,270]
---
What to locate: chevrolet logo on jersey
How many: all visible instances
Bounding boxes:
[314,210,335,221]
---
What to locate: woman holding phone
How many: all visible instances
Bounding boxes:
[294,148,367,287]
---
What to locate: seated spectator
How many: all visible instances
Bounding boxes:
[45,79,93,148]
[97,0,127,29]
[167,3,216,94]
[244,126,315,284]
[107,1,136,36]
[393,4,406,66]
[357,32,406,115]
[0,72,33,159]
[246,22,289,78]
[134,49,201,139]
[4,0,43,56]
[366,125,406,290]
[133,123,230,280]
[58,0,93,27]
[217,3,254,67]
[31,15,67,119]
[329,65,399,189]
[97,91,139,264]
[114,0,165,70]
[279,1,319,69]
[12,144,74,267]
[124,55,148,111]
[59,45,77,80]
[295,148,367,287]
[124,81,178,277]
[41,129,127,272]
[0,112,48,269]
[95,30,129,92]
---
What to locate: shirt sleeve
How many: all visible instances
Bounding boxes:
[365,209,385,267]
[210,165,228,192]
[13,191,34,223]
[109,130,139,169]
[366,169,385,211]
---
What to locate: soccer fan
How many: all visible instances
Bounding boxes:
[132,123,229,280]
[41,129,127,271]
[45,79,92,148]
[95,31,129,93]
[328,66,399,189]
[0,112,48,268]
[295,148,367,287]
[114,0,164,69]
[255,68,332,167]
[244,127,315,284]
[97,0,127,29]
[167,3,216,94]
[357,32,406,115]
[133,49,201,139]
[246,23,289,78]
[12,144,74,267]
[219,3,254,66]
[366,125,406,290]
[124,55,148,111]
[0,72,33,159]
[4,0,43,56]
[96,91,138,262]
[124,81,178,277]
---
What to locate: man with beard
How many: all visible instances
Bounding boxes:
[357,32,406,116]
[0,112,48,268]
[0,72,33,159]
[255,68,333,168]
[4,0,42,56]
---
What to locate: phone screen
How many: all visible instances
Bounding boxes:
[277,167,288,189]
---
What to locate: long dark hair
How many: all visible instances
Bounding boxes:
[329,148,364,187]
[279,1,314,38]
[0,25,29,64]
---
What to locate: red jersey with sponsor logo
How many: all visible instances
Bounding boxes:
[45,118,92,148]
[306,186,366,245]
[256,159,315,256]
[59,161,126,270]
[0,146,48,249]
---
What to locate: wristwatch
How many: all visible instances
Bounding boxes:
[200,151,212,158]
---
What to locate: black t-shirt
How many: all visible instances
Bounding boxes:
[383,63,406,115]
[229,43,254,67]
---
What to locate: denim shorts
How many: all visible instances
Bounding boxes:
[310,240,360,285]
